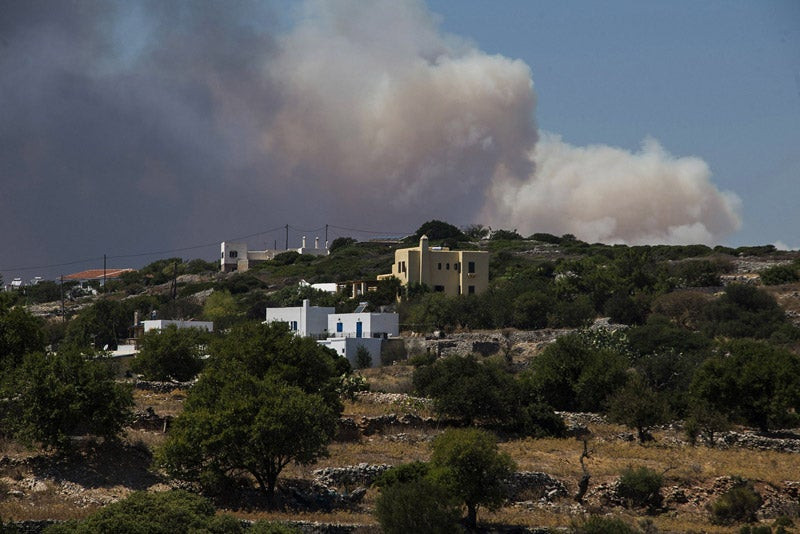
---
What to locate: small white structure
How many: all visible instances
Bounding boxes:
[221,236,329,273]
[264,301,399,367]
[299,279,338,293]
[264,299,334,338]
[142,319,214,333]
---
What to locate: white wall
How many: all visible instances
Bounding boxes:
[327,312,399,339]
[220,242,248,271]
[265,299,334,337]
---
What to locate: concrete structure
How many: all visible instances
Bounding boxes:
[264,301,399,367]
[141,319,214,333]
[221,236,328,273]
[64,268,135,287]
[264,299,334,338]
[378,235,489,296]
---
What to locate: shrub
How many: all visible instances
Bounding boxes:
[355,345,372,369]
[44,490,242,533]
[760,264,799,285]
[374,478,461,534]
[710,480,762,525]
[617,466,663,510]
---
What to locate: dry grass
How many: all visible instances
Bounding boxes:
[132,388,186,416]
[360,366,414,394]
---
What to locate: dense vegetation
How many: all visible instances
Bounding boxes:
[1,220,799,529]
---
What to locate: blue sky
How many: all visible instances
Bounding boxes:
[1,1,799,282]
[428,0,800,248]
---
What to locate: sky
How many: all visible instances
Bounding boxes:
[1,0,799,283]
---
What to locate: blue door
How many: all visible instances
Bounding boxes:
[356,320,362,338]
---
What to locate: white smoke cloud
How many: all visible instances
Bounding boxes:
[261,0,741,245]
[263,0,536,221]
[484,134,742,244]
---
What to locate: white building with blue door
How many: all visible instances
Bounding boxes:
[264,301,399,368]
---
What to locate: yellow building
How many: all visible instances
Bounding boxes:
[378,235,489,296]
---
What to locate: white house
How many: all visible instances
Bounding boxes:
[264,299,334,338]
[221,236,329,273]
[264,301,399,368]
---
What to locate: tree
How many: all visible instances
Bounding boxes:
[159,322,345,502]
[329,237,356,253]
[131,324,208,381]
[374,467,460,534]
[429,428,516,529]
[11,349,132,450]
[411,220,465,242]
[0,300,45,374]
[160,368,337,502]
[63,298,133,350]
[525,333,629,412]
[607,373,670,443]
[354,345,372,369]
[689,339,800,431]
[700,284,788,339]
[202,290,238,325]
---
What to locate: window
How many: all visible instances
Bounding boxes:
[446,263,450,270]
[434,285,445,292]
[468,285,475,295]
[229,250,238,258]
[455,262,459,272]
[290,320,298,331]
[437,263,442,270]
[468,261,475,274]
[336,321,343,333]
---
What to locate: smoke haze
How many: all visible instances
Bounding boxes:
[0,0,742,278]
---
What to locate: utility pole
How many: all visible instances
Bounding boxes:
[103,254,107,291]
[285,224,289,250]
[325,224,328,247]
[171,260,178,300]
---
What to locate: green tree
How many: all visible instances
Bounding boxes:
[525,333,629,412]
[329,237,356,253]
[413,355,517,425]
[607,373,670,443]
[159,323,345,502]
[63,298,132,350]
[617,466,663,510]
[0,300,45,375]
[131,324,209,381]
[374,476,460,534]
[12,349,132,450]
[411,220,465,242]
[354,345,372,369]
[689,339,800,431]
[429,428,515,529]
[202,290,238,325]
[700,284,788,339]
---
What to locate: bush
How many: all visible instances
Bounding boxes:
[44,490,243,533]
[355,345,372,369]
[617,466,663,510]
[760,264,799,285]
[374,478,461,534]
[710,480,762,525]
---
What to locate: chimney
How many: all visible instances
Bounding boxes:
[315,237,319,249]
[302,235,307,249]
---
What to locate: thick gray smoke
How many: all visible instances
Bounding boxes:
[1,0,742,279]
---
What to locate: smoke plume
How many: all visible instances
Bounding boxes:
[1,0,743,279]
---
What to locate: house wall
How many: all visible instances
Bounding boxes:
[265,299,334,338]
[318,337,382,368]
[379,235,489,296]
[220,242,249,273]
[327,312,399,339]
